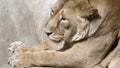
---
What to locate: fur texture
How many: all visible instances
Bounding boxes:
[8,0,120,68]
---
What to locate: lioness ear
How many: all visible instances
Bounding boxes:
[72,7,100,42]
[76,6,99,21]
[81,7,99,21]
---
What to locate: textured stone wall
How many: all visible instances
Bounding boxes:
[0,0,57,67]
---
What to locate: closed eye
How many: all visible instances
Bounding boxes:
[61,17,68,23]
[61,17,67,20]
[61,16,69,22]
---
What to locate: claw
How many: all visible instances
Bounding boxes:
[8,48,15,53]
[8,57,12,66]
[8,61,10,65]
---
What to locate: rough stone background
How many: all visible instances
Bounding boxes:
[0,0,57,68]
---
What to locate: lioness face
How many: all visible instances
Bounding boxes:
[44,0,99,42]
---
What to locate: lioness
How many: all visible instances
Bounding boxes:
[8,0,120,68]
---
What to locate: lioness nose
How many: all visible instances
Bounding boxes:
[44,28,53,36]
[46,32,53,36]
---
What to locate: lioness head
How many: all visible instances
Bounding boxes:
[44,0,100,43]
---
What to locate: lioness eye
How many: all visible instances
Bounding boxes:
[51,9,54,13]
[50,9,54,16]
[60,17,70,29]
[61,17,67,20]
[60,15,68,22]
[61,17,66,20]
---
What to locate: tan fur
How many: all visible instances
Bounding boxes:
[8,0,120,68]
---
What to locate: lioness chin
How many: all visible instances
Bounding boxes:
[8,0,120,68]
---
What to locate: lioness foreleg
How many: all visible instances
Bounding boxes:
[8,41,52,54]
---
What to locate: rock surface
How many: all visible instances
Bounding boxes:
[0,0,57,67]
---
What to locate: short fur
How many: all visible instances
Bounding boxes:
[8,0,120,68]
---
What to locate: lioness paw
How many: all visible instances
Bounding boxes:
[8,41,26,54]
[8,54,32,68]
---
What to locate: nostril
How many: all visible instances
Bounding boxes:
[46,32,53,36]
[44,28,53,36]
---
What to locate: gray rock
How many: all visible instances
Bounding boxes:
[0,0,57,67]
